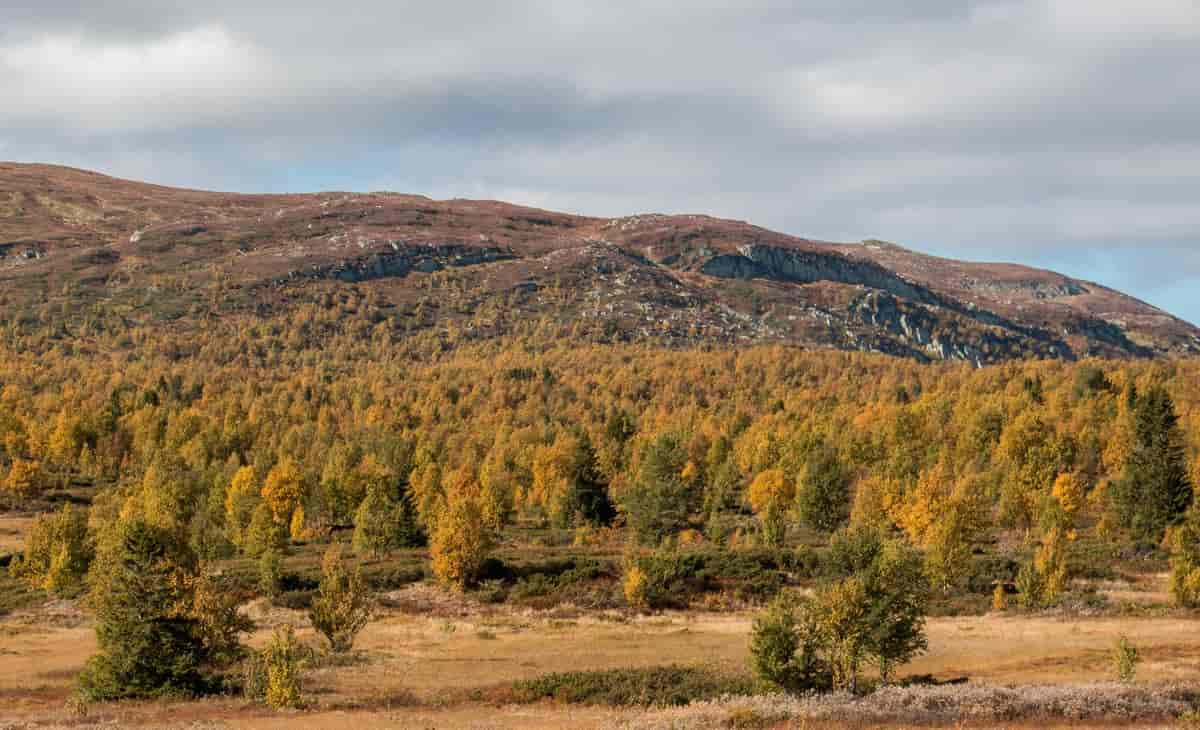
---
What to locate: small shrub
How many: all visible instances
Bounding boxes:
[13,503,92,596]
[748,596,834,695]
[309,545,371,653]
[242,651,268,703]
[258,549,282,598]
[511,573,558,600]
[64,691,90,718]
[1112,635,1140,683]
[274,589,315,610]
[623,548,790,611]
[263,626,304,709]
[1170,512,1200,608]
[964,555,1020,594]
[623,562,650,609]
[622,549,697,610]
[751,526,928,695]
[472,579,508,604]
[189,570,253,666]
[750,597,800,690]
[1016,527,1069,609]
[725,705,773,729]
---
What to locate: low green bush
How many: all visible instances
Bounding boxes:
[510,573,558,600]
[625,548,794,609]
[469,557,619,608]
[363,563,426,591]
[964,555,1020,594]
[511,665,757,707]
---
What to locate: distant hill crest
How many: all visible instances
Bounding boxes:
[2,162,1197,363]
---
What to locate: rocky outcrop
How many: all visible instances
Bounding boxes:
[274,244,516,286]
[849,290,1074,365]
[0,241,47,260]
[701,243,1083,363]
[702,244,940,305]
[1065,316,1153,358]
[963,278,1087,300]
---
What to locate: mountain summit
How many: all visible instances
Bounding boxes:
[2,162,1196,364]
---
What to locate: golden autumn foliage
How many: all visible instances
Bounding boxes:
[747,468,794,547]
[3,458,44,498]
[1170,511,1200,608]
[1017,526,1070,608]
[530,433,582,526]
[430,466,495,590]
[0,305,1195,601]
[224,466,259,550]
[896,458,955,545]
[261,459,304,526]
[748,469,794,515]
[922,479,986,592]
[1052,472,1085,519]
[849,474,899,531]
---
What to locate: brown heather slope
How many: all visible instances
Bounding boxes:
[1,162,1197,364]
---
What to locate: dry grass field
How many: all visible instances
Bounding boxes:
[2,520,1199,729]
[0,514,35,555]
[4,591,1200,729]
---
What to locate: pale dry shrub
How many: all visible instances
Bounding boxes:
[608,682,1196,730]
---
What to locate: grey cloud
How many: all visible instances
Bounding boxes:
[3,0,1199,321]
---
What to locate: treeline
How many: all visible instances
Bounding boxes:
[3,332,1198,562]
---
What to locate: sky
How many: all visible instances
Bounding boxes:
[3,1,1199,323]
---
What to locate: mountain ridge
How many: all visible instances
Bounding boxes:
[2,161,1197,364]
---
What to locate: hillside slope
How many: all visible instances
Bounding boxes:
[1,162,1196,363]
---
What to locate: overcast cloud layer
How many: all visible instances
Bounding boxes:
[3,1,1199,322]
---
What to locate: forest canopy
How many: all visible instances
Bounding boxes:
[1,303,1197,568]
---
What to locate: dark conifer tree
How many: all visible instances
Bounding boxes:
[1112,386,1192,541]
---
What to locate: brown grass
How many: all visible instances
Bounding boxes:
[3,593,1200,728]
[33,194,106,226]
[0,514,35,554]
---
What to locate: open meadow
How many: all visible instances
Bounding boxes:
[4,518,1200,729]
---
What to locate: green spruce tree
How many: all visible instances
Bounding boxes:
[1112,386,1192,541]
[78,520,207,700]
